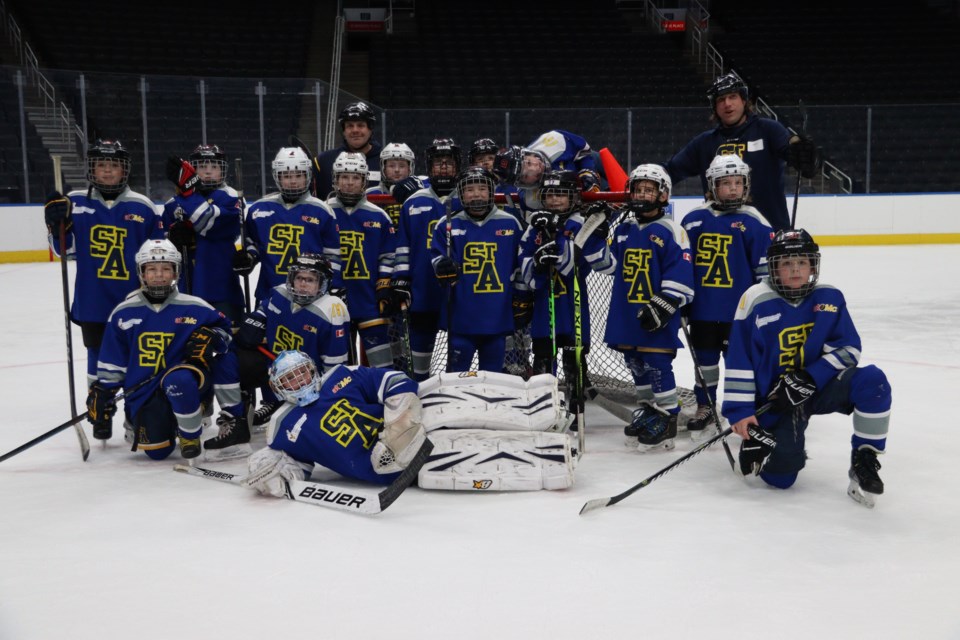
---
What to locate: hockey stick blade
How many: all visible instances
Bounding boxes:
[573,210,607,249]
[173,439,434,516]
[579,426,734,516]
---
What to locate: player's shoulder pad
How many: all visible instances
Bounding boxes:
[119,189,159,211]
[489,209,523,228]
[220,185,240,199]
[167,291,216,310]
[309,293,351,323]
[737,205,773,228]
[108,291,150,320]
[733,280,780,321]
[650,216,688,245]
[302,194,335,211]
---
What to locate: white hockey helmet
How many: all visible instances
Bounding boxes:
[379,142,415,190]
[706,154,751,211]
[272,147,313,200]
[136,238,181,298]
[333,151,368,206]
[626,163,672,215]
[269,350,321,407]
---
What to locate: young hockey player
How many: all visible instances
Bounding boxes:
[86,239,249,460]
[722,229,891,507]
[242,350,426,496]
[328,152,400,369]
[366,141,415,226]
[233,253,351,426]
[162,144,245,323]
[233,147,342,305]
[43,139,165,440]
[431,166,525,373]
[603,164,695,452]
[680,154,773,441]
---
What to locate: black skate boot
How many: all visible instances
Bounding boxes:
[252,401,281,428]
[848,446,884,508]
[203,410,252,461]
[627,404,678,452]
[179,435,201,460]
[93,416,113,441]
[686,404,719,443]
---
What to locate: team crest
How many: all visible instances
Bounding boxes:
[174,316,198,325]
[301,215,321,225]
[332,376,353,393]
[649,235,664,248]
[813,304,838,313]
[124,214,145,223]
[303,324,318,334]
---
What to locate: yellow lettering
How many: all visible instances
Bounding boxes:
[622,248,653,303]
[89,225,129,280]
[267,225,304,275]
[463,242,503,293]
[696,233,734,288]
[339,231,370,279]
[138,332,174,373]
[778,323,814,368]
[319,398,382,449]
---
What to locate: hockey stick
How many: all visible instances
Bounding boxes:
[572,259,585,454]
[51,154,90,462]
[0,373,158,464]
[790,100,809,230]
[679,315,736,471]
[579,404,771,515]
[173,438,433,515]
[444,209,455,372]
[234,157,252,313]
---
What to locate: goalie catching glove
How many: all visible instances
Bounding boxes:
[244,447,312,498]
[371,391,427,475]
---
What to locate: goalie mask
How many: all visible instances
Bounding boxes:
[189,144,227,192]
[538,170,580,217]
[135,239,181,299]
[706,154,751,211]
[87,139,131,199]
[767,228,820,301]
[456,166,496,218]
[425,138,462,197]
[286,253,333,306]
[272,147,312,202]
[333,151,368,207]
[379,142,415,190]
[269,350,321,407]
[626,163,672,217]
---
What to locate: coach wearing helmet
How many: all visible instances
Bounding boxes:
[315,102,383,199]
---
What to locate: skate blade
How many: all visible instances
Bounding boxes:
[636,438,676,453]
[847,479,877,508]
[202,443,253,463]
[688,425,720,444]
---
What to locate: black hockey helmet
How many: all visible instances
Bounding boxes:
[286,253,333,305]
[338,101,377,129]
[767,228,820,300]
[425,138,462,195]
[707,72,749,107]
[538,170,580,216]
[189,144,227,190]
[468,138,499,165]
[456,166,497,218]
[87,139,131,197]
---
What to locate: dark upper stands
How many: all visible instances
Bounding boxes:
[710,0,960,193]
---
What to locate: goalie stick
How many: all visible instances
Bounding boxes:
[52,154,90,461]
[579,404,771,515]
[173,439,434,515]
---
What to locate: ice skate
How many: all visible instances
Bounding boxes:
[203,410,252,462]
[848,447,884,508]
[686,404,720,443]
[627,404,677,452]
[252,400,280,432]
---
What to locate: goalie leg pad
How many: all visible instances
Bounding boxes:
[418,429,576,491]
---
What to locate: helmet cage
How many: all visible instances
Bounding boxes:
[87,139,131,197]
[767,229,821,300]
[135,239,181,299]
[425,139,462,196]
[456,167,496,217]
[538,170,580,216]
[626,164,672,215]
[189,144,227,191]
[269,350,321,407]
[706,155,751,211]
[286,253,332,306]
[272,147,313,200]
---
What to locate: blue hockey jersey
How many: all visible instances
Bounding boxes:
[722,281,862,427]
[603,216,694,350]
[682,203,773,323]
[266,365,418,485]
[97,289,233,417]
[50,187,164,323]
[393,187,448,314]
[252,285,350,371]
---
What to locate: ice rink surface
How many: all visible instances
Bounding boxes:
[1,245,958,639]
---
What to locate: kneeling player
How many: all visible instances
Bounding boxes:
[87,239,248,460]
[722,230,892,507]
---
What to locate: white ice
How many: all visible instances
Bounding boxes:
[1,245,958,640]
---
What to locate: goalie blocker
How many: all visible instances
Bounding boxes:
[416,371,577,491]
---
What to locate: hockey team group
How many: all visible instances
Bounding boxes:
[35,73,892,509]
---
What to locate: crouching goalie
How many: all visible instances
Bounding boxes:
[244,352,576,496]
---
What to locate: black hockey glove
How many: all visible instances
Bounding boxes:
[638,293,680,332]
[235,311,267,349]
[533,240,561,272]
[86,382,117,435]
[167,219,196,251]
[768,370,816,412]
[329,286,348,305]
[577,169,601,193]
[376,277,402,317]
[390,176,425,205]
[787,135,821,179]
[738,425,777,476]
[512,292,534,329]
[529,210,560,237]
[44,191,73,235]
[232,249,256,276]
[184,326,228,373]
[391,277,412,311]
[434,256,459,285]
[166,156,201,197]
